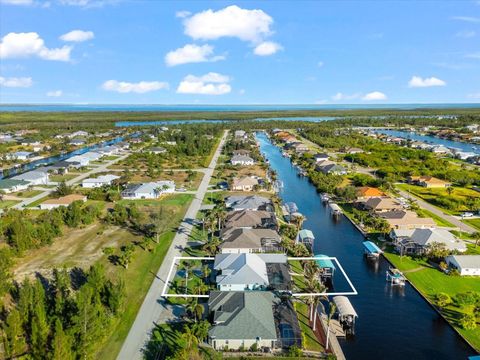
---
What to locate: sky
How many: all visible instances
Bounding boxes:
[0,0,479,105]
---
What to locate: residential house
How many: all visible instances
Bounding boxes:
[208,291,277,350]
[408,176,451,188]
[446,255,480,276]
[145,147,167,154]
[342,147,364,154]
[313,153,329,162]
[231,155,255,166]
[224,210,277,230]
[391,228,467,255]
[219,228,282,254]
[121,181,175,199]
[82,174,120,188]
[12,171,49,185]
[39,194,87,210]
[69,138,86,146]
[8,151,33,161]
[234,130,247,140]
[214,253,270,290]
[318,163,347,175]
[232,149,250,156]
[431,145,452,155]
[378,210,436,230]
[232,176,259,192]
[0,179,29,193]
[356,187,385,200]
[362,196,403,213]
[225,195,272,211]
[291,142,309,153]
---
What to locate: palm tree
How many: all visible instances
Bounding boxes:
[472,231,480,248]
[182,261,193,294]
[326,302,337,350]
[181,325,199,350]
[446,186,454,196]
[201,264,211,283]
[186,298,205,322]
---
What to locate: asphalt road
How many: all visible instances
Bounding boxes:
[116,130,228,360]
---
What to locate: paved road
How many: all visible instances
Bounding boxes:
[397,188,477,233]
[117,130,228,360]
[13,152,131,209]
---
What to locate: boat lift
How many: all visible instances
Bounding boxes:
[297,229,314,251]
[328,202,343,218]
[315,254,336,281]
[386,267,407,286]
[333,296,358,335]
[362,241,383,259]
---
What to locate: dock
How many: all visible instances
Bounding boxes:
[386,267,407,286]
[328,202,343,217]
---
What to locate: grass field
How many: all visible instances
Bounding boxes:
[0,200,20,209]
[464,218,480,231]
[293,300,324,352]
[384,252,480,351]
[416,208,456,228]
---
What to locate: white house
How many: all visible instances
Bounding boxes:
[82,174,120,188]
[66,155,90,167]
[39,194,87,210]
[446,255,480,276]
[214,253,269,291]
[231,155,255,166]
[0,179,30,193]
[12,170,49,185]
[121,181,175,199]
[7,151,33,161]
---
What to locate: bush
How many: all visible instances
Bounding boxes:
[459,314,477,330]
[436,293,452,308]
[250,342,258,352]
[455,291,480,307]
[288,345,303,357]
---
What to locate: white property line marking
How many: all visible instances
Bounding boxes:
[162,256,358,298]
[287,256,358,297]
[161,256,214,298]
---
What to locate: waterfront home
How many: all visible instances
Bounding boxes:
[214,253,270,290]
[0,179,29,193]
[224,210,277,230]
[69,138,86,146]
[208,291,277,350]
[342,147,364,154]
[430,145,452,155]
[313,153,329,162]
[82,174,120,188]
[378,210,436,230]
[231,154,255,166]
[12,170,49,185]
[8,151,33,161]
[220,228,282,254]
[121,181,175,199]
[231,176,259,192]
[39,194,87,210]
[356,186,385,199]
[318,163,347,175]
[66,155,91,167]
[145,146,167,154]
[314,160,336,170]
[68,131,89,138]
[20,139,41,146]
[291,142,309,153]
[38,160,81,174]
[232,149,251,156]
[391,228,467,255]
[407,175,451,188]
[234,130,247,140]
[446,255,480,276]
[225,195,272,211]
[361,196,403,213]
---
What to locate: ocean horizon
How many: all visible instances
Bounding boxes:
[1,103,479,112]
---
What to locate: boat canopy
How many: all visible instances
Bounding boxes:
[299,229,315,240]
[315,254,336,269]
[285,202,298,213]
[333,296,358,318]
[329,203,342,212]
[363,241,383,254]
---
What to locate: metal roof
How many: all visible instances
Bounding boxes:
[333,296,358,318]
[363,241,382,254]
[299,229,314,240]
[315,254,336,269]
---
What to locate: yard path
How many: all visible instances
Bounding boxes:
[12,152,131,209]
[396,189,477,234]
[117,130,228,360]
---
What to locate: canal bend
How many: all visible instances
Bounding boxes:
[256,132,473,360]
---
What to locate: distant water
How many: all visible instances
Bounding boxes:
[1,103,479,112]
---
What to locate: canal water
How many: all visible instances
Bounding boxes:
[256,132,475,360]
[375,129,480,155]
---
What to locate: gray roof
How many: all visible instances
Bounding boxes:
[397,228,467,252]
[225,195,271,210]
[0,179,29,190]
[224,210,276,229]
[220,228,281,250]
[12,170,47,182]
[231,154,254,163]
[446,255,480,268]
[214,253,269,287]
[208,291,277,340]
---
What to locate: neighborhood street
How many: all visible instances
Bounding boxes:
[117,130,228,360]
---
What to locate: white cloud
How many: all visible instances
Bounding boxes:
[452,16,480,23]
[332,92,360,101]
[0,32,72,61]
[60,30,95,42]
[184,5,273,43]
[466,52,480,59]
[467,92,480,99]
[46,90,63,97]
[456,30,476,38]
[317,61,324,67]
[238,89,245,95]
[0,0,34,5]
[176,10,191,18]
[0,76,33,88]
[177,72,231,95]
[362,91,387,101]
[408,76,446,88]
[102,80,169,93]
[253,41,283,56]
[58,0,115,7]
[165,44,224,66]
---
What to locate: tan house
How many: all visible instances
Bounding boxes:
[232,176,259,191]
[378,210,436,230]
[362,196,403,213]
[39,194,87,210]
[407,176,451,188]
[224,210,277,229]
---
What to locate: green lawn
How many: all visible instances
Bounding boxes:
[0,200,20,209]
[13,189,43,198]
[464,218,480,231]
[293,301,324,352]
[384,252,480,351]
[416,208,455,228]
[50,174,77,182]
[95,195,193,360]
[117,193,193,207]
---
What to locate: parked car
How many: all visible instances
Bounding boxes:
[462,212,474,218]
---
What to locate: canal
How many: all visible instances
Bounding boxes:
[256,132,474,360]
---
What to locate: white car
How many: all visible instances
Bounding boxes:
[462,212,474,218]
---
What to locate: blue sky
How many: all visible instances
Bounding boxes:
[0,0,479,104]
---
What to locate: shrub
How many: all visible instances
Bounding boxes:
[459,314,477,330]
[436,293,452,308]
[250,343,258,352]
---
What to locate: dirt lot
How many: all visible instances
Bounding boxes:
[13,222,137,280]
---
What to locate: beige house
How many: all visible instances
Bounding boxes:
[362,196,403,213]
[378,210,436,229]
[408,176,451,188]
[232,176,259,191]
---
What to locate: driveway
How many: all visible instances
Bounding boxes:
[117,130,228,360]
